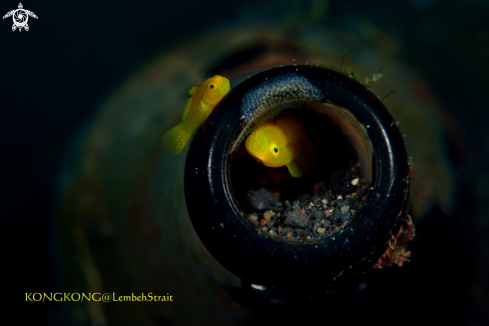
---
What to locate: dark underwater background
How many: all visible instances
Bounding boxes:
[3,0,489,325]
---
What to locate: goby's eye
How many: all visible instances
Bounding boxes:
[270,145,279,157]
[209,84,215,89]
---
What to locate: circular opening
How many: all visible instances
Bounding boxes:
[230,103,373,242]
[185,65,410,287]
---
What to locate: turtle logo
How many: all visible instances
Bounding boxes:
[2,3,38,32]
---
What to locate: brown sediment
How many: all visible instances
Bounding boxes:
[241,163,370,242]
[369,215,415,270]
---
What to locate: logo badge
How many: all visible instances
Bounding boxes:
[2,3,38,32]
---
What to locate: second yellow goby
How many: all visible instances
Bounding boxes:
[245,111,315,177]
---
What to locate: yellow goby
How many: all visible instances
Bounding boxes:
[163,75,230,155]
[245,111,315,177]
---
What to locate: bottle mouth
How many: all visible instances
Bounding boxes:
[184,64,410,292]
[230,102,373,242]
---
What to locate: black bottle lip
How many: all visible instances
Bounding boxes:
[184,65,410,290]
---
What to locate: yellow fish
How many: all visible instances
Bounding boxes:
[245,111,315,177]
[163,75,231,155]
